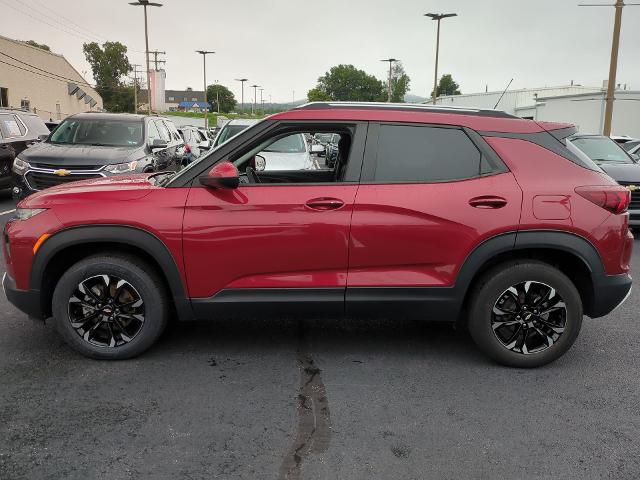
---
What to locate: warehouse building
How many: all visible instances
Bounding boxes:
[0,35,102,120]
[433,84,640,137]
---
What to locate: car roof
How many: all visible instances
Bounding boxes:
[0,108,41,118]
[269,102,572,134]
[66,112,148,122]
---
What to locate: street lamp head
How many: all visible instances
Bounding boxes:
[235,78,248,82]
[129,1,163,6]
[196,50,215,55]
[380,58,398,63]
[425,12,457,20]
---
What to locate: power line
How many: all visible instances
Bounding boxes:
[0,51,95,88]
[28,0,109,42]
[0,59,134,94]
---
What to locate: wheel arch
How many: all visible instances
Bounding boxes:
[456,230,604,319]
[32,225,193,320]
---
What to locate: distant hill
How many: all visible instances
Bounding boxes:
[404,93,427,104]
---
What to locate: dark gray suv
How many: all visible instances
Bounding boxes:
[0,109,50,193]
[12,112,184,199]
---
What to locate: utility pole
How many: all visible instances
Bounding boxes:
[380,58,398,102]
[579,0,639,136]
[214,80,220,114]
[196,50,215,129]
[131,64,142,114]
[250,84,260,115]
[235,78,248,114]
[259,88,264,113]
[129,0,163,115]
[425,12,457,105]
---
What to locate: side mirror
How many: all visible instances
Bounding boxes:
[151,138,168,150]
[311,144,325,155]
[38,134,49,142]
[199,161,239,189]
[199,140,212,150]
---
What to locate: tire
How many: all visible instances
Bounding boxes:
[51,254,169,360]
[467,261,583,368]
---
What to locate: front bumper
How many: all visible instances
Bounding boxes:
[2,272,43,319]
[588,272,633,318]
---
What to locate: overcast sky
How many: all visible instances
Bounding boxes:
[2,0,639,102]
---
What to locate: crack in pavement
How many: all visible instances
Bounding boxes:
[278,323,331,480]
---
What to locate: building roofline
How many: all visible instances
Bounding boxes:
[0,34,66,59]
[435,84,603,101]
[536,90,640,101]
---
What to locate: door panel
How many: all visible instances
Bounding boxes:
[348,173,522,287]
[183,184,358,298]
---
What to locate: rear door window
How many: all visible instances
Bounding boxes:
[373,124,482,182]
[155,120,171,142]
[0,114,25,138]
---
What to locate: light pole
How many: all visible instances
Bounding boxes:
[380,58,398,102]
[196,50,215,129]
[129,0,163,114]
[425,12,457,105]
[579,1,639,136]
[250,84,260,115]
[259,88,264,113]
[235,78,248,114]
[214,79,220,114]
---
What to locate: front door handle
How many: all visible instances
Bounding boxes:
[469,196,508,209]
[305,197,345,211]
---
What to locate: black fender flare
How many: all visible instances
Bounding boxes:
[453,229,605,314]
[31,225,193,320]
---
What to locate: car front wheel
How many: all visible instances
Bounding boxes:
[467,261,583,368]
[51,254,168,360]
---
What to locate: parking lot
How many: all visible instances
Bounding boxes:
[0,195,638,480]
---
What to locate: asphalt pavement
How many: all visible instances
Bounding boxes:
[1,200,639,479]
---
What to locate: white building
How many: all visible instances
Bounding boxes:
[432,84,640,137]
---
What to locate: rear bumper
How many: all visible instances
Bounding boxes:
[588,272,633,318]
[2,272,43,319]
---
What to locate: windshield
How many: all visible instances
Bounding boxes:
[263,134,306,153]
[569,137,633,163]
[215,124,250,146]
[49,118,144,147]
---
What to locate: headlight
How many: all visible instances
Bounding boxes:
[255,156,266,171]
[13,208,47,221]
[12,157,30,175]
[105,161,139,174]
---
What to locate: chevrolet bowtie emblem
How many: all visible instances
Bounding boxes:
[627,185,638,192]
[53,169,71,177]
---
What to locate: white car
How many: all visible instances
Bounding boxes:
[213,118,262,147]
[256,133,320,171]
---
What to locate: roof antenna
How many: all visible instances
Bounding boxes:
[494,78,513,109]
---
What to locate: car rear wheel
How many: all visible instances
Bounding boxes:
[467,261,582,368]
[52,255,168,360]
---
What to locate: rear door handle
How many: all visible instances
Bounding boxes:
[305,197,345,211]
[469,196,508,209]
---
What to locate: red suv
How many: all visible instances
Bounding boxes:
[2,103,634,367]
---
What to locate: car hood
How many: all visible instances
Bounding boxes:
[20,173,158,207]
[597,162,640,183]
[260,151,313,171]
[19,142,142,167]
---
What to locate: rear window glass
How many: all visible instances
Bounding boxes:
[374,125,482,182]
[568,136,633,164]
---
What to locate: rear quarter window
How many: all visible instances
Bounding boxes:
[0,114,25,138]
[374,125,482,182]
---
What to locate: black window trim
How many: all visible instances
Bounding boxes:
[169,120,369,188]
[360,122,509,185]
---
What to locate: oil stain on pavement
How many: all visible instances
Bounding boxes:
[278,322,331,480]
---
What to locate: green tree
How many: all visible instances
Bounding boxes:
[431,74,461,98]
[307,87,330,102]
[309,65,386,102]
[83,41,132,112]
[25,40,51,51]
[206,84,237,113]
[384,61,411,102]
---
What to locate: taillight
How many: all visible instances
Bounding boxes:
[184,144,191,153]
[575,185,630,214]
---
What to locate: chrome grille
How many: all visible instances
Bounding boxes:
[26,171,102,190]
